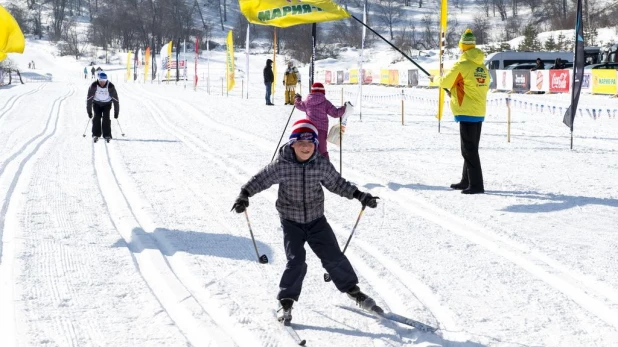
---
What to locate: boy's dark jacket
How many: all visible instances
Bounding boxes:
[241,144,357,223]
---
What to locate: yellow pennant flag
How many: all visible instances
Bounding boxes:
[144,47,150,82]
[436,0,448,121]
[126,51,132,81]
[239,0,350,28]
[167,41,172,81]
[0,5,26,62]
[226,31,235,92]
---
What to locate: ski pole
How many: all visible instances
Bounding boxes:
[82,118,91,137]
[244,210,269,264]
[271,106,295,162]
[324,205,366,282]
[116,119,125,136]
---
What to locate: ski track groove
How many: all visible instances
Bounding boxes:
[126,84,449,341]
[91,138,241,347]
[121,88,273,347]
[132,84,618,334]
[0,83,47,122]
[0,86,75,347]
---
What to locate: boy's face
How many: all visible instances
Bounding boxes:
[291,140,315,161]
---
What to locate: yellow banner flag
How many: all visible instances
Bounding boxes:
[239,0,350,28]
[226,31,235,92]
[126,51,132,81]
[144,47,150,82]
[0,5,26,62]
[437,0,448,121]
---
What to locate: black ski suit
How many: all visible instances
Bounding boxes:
[86,81,120,138]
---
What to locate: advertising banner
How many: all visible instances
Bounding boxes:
[512,70,530,92]
[549,69,570,93]
[407,69,418,87]
[529,70,549,92]
[591,69,617,94]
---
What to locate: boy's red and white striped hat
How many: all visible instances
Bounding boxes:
[289,119,319,145]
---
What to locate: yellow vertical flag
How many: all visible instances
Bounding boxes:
[144,47,150,82]
[167,41,172,81]
[126,51,132,81]
[0,5,26,62]
[239,0,350,28]
[226,30,235,92]
[436,0,448,121]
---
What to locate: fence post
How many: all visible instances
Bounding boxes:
[507,97,511,143]
[401,89,404,126]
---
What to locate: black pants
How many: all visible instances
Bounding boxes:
[264,82,272,104]
[92,103,112,138]
[277,216,358,301]
[459,121,484,189]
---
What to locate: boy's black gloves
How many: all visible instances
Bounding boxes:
[231,190,250,213]
[353,189,379,208]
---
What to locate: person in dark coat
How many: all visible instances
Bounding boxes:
[86,72,120,142]
[91,66,96,79]
[263,59,274,105]
[231,119,380,325]
[531,58,545,71]
[551,58,566,69]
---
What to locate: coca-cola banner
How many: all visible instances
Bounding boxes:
[512,70,530,92]
[549,69,570,93]
[489,70,496,89]
[336,71,343,85]
[530,70,549,92]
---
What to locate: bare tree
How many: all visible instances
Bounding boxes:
[51,0,68,40]
[494,0,508,21]
[378,0,402,40]
[471,14,490,45]
[420,14,437,48]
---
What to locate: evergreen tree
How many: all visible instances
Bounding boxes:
[518,24,542,51]
[557,33,566,51]
[544,35,557,51]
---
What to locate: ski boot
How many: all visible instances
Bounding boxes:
[93,136,99,143]
[277,298,294,326]
[347,285,382,314]
[104,136,111,143]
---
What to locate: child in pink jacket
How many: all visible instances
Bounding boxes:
[294,82,347,160]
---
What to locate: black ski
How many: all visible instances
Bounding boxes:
[342,305,439,334]
[272,310,306,345]
[376,310,438,334]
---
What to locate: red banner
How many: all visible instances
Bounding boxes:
[325,70,332,84]
[549,70,570,93]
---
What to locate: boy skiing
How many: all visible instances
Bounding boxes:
[294,82,349,160]
[86,72,120,142]
[231,119,379,325]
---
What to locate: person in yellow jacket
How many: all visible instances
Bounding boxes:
[430,29,489,194]
[283,61,301,105]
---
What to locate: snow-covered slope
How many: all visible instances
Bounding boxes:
[0,38,617,347]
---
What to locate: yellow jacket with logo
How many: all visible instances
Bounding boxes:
[435,48,489,119]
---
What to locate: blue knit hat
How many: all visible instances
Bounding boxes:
[98,72,107,81]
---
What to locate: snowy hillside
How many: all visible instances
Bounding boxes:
[1,37,617,347]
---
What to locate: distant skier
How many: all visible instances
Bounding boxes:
[86,72,120,142]
[91,66,96,79]
[294,82,349,160]
[83,67,88,79]
[231,119,380,325]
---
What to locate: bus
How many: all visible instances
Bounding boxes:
[484,51,573,70]
[485,47,604,70]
